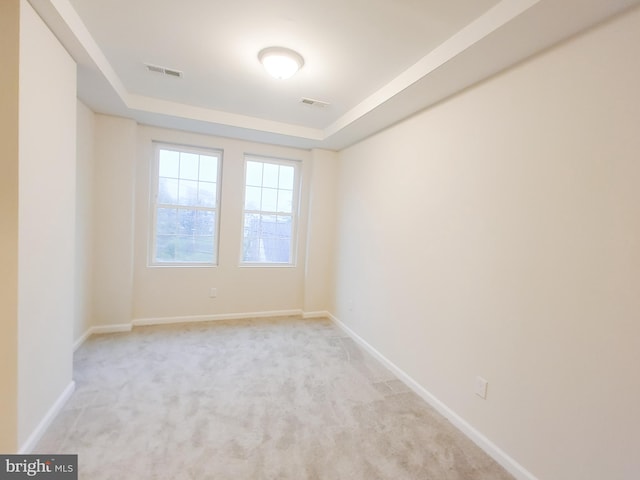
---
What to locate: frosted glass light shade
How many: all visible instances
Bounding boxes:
[258,47,304,80]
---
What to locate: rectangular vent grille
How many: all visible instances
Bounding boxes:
[145,63,183,78]
[301,97,330,108]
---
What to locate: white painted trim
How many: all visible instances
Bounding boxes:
[75,312,308,350]
[48,0,128,100]
[73,324,133,351]
[329,313,538,480]
[128,95,324,141]
[324,0,540,137]
[132,309,304,327]
[73,329,92,351]
[19,381,75,454]
[89,324,133,334]
[302,310,331,319]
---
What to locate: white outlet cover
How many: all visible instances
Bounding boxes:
[475,376,488,399]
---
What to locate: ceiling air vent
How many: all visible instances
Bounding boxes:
[145,63,183,78]
[163,68,182,78]
[301,97,330,108]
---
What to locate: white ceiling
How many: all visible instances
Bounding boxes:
[31,0,640,150]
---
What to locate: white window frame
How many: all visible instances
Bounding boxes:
[150,142,223,267]
[241,154,301,267]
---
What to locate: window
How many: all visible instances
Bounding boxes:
[242,156,299,265]
[151,144,222,265]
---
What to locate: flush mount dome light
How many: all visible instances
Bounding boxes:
[258,47,304,80]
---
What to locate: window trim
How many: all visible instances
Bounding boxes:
[240,154,301,267]
[149,142,223,267]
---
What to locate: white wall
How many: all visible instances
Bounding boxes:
[333,7,640,480]
[17,0,76,448]
[304,149,339,315]
[131,126,313,321]
[92,114,137,327]
[87,118,337,329]
[75,101,95,342]
[0,0,20,454]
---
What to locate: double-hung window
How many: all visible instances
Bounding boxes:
[242,156,300,265]
[151,143,222,265]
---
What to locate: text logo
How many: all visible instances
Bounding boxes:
[0,455,77,479]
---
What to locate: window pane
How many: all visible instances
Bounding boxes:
[158,177,178,204]
[279,165,294,190]
[174,235,195,261]
[261,187,277,211]
[241,157,297,265]
[263,163,279,188]
[275,216,292,263]
[192,236,214,259]
[177,209,196,235]
[156,208,178,235]
[242,213,261,262]
[198,182,216,207]
[260,214,278,263]
[180,153,199,180]
[156,235,176,262]
[277,189,293,213]
[157,234,215,263]
[153,145,221,265]
[245,186,262,210]
[178,179,198,206]
[199,156,217,182]
[261,214,289,263]
[276,215,292,238]
[246,161,263,186]
[194,211,215,236]
[159,150,180,178]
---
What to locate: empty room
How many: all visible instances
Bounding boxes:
[1,0,639,479]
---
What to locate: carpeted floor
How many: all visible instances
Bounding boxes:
[34,316,514,479]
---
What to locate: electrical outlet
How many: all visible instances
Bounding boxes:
[475,376,488,399]
[209,288,217,298]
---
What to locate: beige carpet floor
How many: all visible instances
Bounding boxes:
[34,316,513,479]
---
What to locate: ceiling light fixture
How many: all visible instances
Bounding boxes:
[258,47,304,80]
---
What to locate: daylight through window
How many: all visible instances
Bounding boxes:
[152,144,222,265]
[242,156,299,265]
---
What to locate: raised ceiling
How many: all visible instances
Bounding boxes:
[32,0,640,150]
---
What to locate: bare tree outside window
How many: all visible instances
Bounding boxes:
[152,145,222,265]
[242,157,299,265]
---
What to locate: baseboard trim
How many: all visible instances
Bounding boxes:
[73,324,133,351]
[329,313,537,480]
[90,324,133,334]
[73,329,92,351]
[132,309,304,327]
[19,381,75,454]
[75,311,311,350]
[302,310,331,319]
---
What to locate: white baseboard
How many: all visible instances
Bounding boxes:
[302,310,331,319]
[75,311,309,350]
[329,313,537,480]
[73,324,133,350]
[89,324,133,334]
[132,309,304,327]
[73,329,92,351]
[19,381,75,454]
